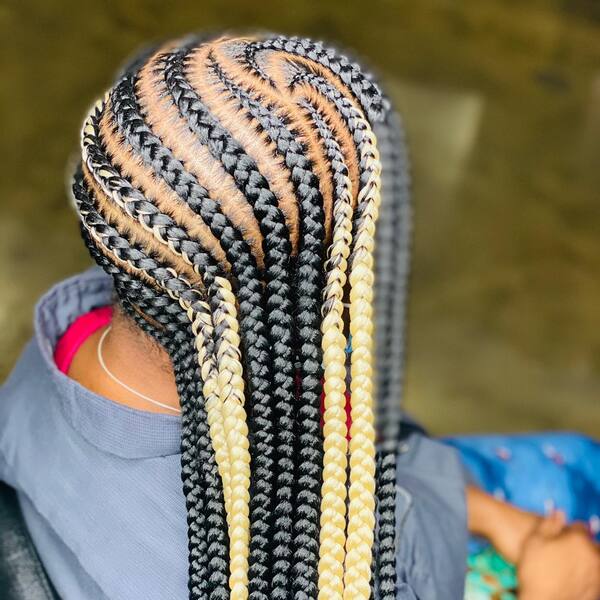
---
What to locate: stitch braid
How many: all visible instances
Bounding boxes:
[246,36,386,121]
[300,100,354,600]
[287,68,381,599]
[162,47,301,599]
[114,62,296,600]
[208,57,327,600]
[73,173,231,599]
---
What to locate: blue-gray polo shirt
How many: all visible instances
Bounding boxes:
[0,268,467,599]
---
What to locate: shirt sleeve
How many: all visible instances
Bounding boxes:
[393,432,469,600]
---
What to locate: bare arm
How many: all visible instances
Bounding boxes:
[466,484,540,563]
[466,484,600,600]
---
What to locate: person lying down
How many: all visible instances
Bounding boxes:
[0,32,598,600]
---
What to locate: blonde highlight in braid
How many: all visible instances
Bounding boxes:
[344,115,381,600]
[300,100,353,600]
[191,304,232,516]
[72,33,411,600]
[212,277,251,599]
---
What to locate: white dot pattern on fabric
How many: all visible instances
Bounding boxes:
[544,498,555,515]
[493,488,505,501]
[494,447,511,461]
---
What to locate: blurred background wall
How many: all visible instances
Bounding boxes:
[1,0,599,435]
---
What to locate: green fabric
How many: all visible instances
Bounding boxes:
[464,548,517,600]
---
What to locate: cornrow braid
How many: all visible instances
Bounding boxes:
[285,65,382,600]
[299,100,353,600]
[96,268,220,597]
[160,47,306,599]
[292,62,410,600]
[374,110,411,420]
[245,36,387,121]
[343,118,380,600]
[132,46,299,600]
[252,40,409,598]
[297,72,404,600]
[218,50,380,599]
[283,143,325,600]
[243,35,407,427]
[108,69,281,598]
[241,38,407,418]
[371,109,412,600]
[80,203,244,598]
[73,173,230,599]
[205,56,328,600]
[72,33,412,600]
[84,111,249,593]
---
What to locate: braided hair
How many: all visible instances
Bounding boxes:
[72,33,411,600]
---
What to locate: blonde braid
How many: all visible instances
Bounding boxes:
[343,116,381,600]
[84,100,237,528]
[183,279,252,600]
[309,108,355,600]
[84,117,249,595]
[293,71,382,599]
[212,276,251,600]
[190,303,233,521]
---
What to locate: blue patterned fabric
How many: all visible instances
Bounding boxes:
[446,433,599,599]
[445,432,600,544]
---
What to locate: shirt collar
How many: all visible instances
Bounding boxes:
[34,267,181,459]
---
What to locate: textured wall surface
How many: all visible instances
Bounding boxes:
[1,0,599,435]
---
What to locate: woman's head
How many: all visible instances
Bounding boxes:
[72,33,411,600]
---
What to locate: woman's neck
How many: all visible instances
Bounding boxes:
[68,308,181,414]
